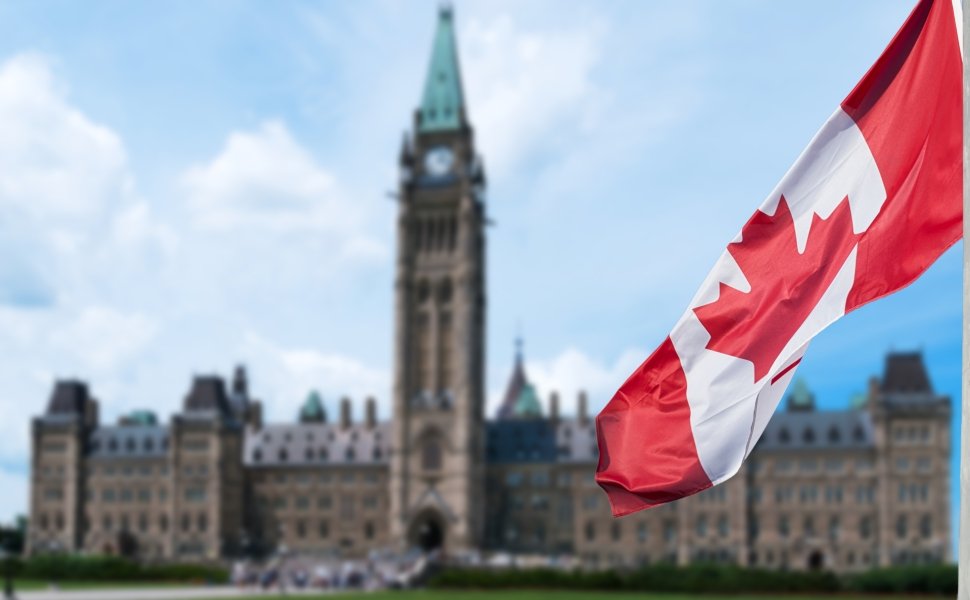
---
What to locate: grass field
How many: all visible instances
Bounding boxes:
[200,592,942,600]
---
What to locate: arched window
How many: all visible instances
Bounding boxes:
[422,438,442,471]
[920,514,932,539]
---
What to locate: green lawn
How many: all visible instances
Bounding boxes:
[202,592,942,600]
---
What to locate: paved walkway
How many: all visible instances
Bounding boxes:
[14,586,333,600]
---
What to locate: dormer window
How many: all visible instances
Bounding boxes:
[827,427,841,443]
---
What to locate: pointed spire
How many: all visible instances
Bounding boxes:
[419,5,465,132]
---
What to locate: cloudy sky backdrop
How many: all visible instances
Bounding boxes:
[0,0,958,549]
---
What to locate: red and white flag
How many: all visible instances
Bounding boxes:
[596,0,962,516]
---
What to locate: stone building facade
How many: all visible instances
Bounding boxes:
[26,7,951,572]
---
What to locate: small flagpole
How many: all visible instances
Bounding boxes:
[962,1,969,597]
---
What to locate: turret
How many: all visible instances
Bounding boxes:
[340,397,352,429]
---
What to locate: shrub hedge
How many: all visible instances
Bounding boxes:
[430,564,954,595]
[0,555,227,584]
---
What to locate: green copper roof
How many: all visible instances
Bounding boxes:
[299,390,325,423]
[787,378,815,411]
[513,382,543,419]
[419,6,464,132]
[125,410,157,426]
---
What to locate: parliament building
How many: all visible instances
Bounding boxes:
[27,8,951,572]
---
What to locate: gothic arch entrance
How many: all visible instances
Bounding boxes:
[408,510,445,553]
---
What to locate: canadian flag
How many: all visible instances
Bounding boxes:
[596,0,962,516]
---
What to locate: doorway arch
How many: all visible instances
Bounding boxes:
[408,510,445,553]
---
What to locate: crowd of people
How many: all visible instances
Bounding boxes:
[229,547,440,592]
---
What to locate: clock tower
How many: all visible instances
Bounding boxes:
[389,5,487,553]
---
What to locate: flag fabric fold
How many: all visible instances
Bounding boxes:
[596,0,962,517]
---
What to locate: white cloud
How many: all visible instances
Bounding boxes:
[463,15,605,178]
[184,120,364,234]
[0,53,128,222]
[50,307,159,372]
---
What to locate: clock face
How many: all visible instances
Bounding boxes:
[424,146,454,177]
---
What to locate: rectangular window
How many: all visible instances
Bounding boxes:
[184,488,206,502]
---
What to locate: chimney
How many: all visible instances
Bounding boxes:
[340,397,352,429]
[365,397,377,429]
[578,390,589,425]
[84,398,100,429]
[248,401,263,431]
[549,391,560,422]
[232,364,248,398]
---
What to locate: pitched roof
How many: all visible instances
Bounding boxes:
[87,425,169,459]
[243,422,391,467]
[881,351,932,393]
[418,6,465,132]
[183,376,231,415]
[756,410,874,451]
[47,380,90,416]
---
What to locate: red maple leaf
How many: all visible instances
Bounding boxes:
[693,196,860,381]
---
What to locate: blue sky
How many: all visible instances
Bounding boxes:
[0,0,958,551]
